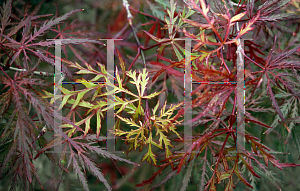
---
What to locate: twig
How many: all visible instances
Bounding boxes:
[0,62,55,77]
[123,0,150,123]
[123,0,146,68]
[128,47,141,70]
[129,7,166,24]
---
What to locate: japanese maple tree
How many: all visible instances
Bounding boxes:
[0,0,300,190]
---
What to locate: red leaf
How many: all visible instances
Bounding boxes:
[245,118,272,128]
[278,163,300,168]
[145,21,158,47]
[149,61,184,81]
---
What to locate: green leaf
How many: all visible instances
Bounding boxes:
[116,115,141,129]
[142,132,157,165]
[143,91,162,99]
[59,94,72,110]
[146,0,166,20]
[152,101,160,115]
[83,115,92,138]
[71,89,91,110]
[140,68,149,97]
[96,110,102,139]
[180,156,195,191]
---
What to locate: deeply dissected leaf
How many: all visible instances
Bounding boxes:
[27,9,83,42]
[260,13,299,21]
[1,0,300,190]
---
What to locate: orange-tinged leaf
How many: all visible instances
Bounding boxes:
[83,115,92,138]
[143,30,165,43]
[182,18,211,29]
[96,111,102,139]
[220,172,231,181]
[225,176,234,191]
[234,167,253,188]
[237,11,260,38]
[240,156,261,178]
[116,48,126,79]
[231,12,247,22]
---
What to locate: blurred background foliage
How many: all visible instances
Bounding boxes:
[0,0,300,190]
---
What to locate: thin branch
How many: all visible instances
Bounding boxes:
[123,0,146,68]
[128,48,140,70]
[123,0,150,122]
[129,7,166,24]
[0,62,55,77]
